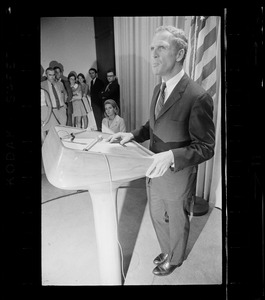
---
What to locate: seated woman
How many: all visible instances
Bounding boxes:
[101,99,126,134]
[68,72,88,128]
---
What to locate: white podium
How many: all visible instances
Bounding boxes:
[42,125,153,285]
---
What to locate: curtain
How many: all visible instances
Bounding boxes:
[113,16,222,208]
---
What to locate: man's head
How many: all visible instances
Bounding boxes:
[54,66,62,80]
[150,26,188,81]
[89,68,98,80]
[106,69,116,83]
[45,67,56,83]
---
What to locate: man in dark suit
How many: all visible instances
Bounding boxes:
[99,69,120,109]
[107,26,215,276]
[89,68,105,131]
[54,66,73,126]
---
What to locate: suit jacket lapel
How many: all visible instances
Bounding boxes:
[150,84,160,128]
[155,73,189,120]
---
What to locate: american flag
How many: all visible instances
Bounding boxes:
[185,16,219,203]
[186,16,217,100]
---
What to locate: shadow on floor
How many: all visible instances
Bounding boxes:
[116,178,214,283]
[117,179,148,282]
[185,205,214,260]
[42,173,216,285]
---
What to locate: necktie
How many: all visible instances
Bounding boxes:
[105,82,111,91]
[51,83,60,109]
[155,82,166,118]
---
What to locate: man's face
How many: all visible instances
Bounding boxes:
[150,30,178,78]
[89,70,96,79]
[107,72,115,83]
[46,70,56,83]
[54,68,61,80]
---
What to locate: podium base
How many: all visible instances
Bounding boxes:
[187,196,209,217]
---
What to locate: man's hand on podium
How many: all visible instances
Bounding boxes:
[146,150,174,178]
[106,132,134,145]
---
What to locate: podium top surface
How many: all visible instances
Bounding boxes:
[42,126,153,190]
[56,126,152,158]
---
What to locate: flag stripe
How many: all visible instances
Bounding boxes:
[188,16,217,100]
[196,57,216,86]
[202,69,216,93]
[196,17,216,49]
[195,27,216,65]
[196,16,209,35]
[205,81,216,98]
[194,42,216,81]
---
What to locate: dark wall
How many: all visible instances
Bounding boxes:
[93,17,116,86]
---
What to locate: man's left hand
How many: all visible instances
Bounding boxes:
[146,150,174,178]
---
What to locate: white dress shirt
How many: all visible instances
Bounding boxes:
[163,68,185,103]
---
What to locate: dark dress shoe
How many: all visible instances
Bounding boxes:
[153,253,168,265]
[152,261,182,276]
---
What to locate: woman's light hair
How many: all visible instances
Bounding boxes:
[155,25,188,63]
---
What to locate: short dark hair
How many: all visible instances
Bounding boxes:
[107,69,115,75]
[54,66,62,73]
[89,68,97,73]
[45,67,55,75]
[46,67,54,72]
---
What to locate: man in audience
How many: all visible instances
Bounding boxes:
[89,68,105,131]
[41,67,67,126]
[100,69,120,109]
[54,65,73,126]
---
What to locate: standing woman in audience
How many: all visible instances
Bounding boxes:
[102,99,126,133]
[77,73,89,128]
[68,72,87,128]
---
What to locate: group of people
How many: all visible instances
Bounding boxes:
[42,25,216,279]
[41,66,125,142]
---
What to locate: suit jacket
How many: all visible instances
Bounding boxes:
[90,77,104,108]
[100,79,120,108]
[101,115,126,134]
[132,73,215,172]
[60,78,73,103]
[41,80,66,107]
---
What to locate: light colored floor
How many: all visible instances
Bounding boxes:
[41,174,222,285]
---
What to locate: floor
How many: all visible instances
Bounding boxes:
[41,173,222,286]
